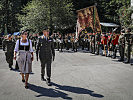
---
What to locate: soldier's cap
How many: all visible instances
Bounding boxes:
[121,29,125,33]
[127,28,131,32]
[43,26,49,31]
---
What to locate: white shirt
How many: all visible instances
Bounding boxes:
[43,35,48,40]
[14,38,33,52]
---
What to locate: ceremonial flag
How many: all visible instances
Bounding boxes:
[77,6,101,34]
[94,6,101,32]
[76,18,83,38]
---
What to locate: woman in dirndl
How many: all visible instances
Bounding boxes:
[14,31,34,89]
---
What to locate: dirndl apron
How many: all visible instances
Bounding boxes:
[17,50,32,74]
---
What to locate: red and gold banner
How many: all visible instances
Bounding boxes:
[77,6,101,33]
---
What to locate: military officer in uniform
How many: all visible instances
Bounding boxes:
[80,32,85,50]
[85,34,90,51]
[91,33,96,54]
[2,35,8,51]
[71,34,75,51]
[36,28,55,86]
[56,32,60,51]
[13,35,19,70]
[3,34,15,70]
[130,33,133,65]
[74,37,78,52]
[66,34,71,50]
[89,33,93,53]
[118,29,125,61]
[124,28,132,64]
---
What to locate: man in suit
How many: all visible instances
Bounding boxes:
[36,28,55,86]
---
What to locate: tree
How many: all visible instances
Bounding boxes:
[119,6,133,29]
[0,0,31,34]
[17,0,76,33]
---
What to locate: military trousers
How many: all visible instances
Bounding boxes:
[86,42,90,51]
[57,42,60,51]
[41,60,51,79]
[112,45,117,58]
[119,45,124,60]
[74,42,78,52]
[5,52,13,66]
[60,43,63,52]
[95,44,100,55]
[125,44,131,62]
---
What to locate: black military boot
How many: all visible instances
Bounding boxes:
[124,60,130,64]
[41,75,46,81]
[46,78,52,86]
[118,58,124,62]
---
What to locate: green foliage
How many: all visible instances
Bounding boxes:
[0,0,132,34]
[17,0,76,33]
[119,6,133,28]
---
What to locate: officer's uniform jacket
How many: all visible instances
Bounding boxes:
[36,36,55,62]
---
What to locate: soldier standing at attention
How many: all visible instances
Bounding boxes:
[71,34,75,51]
[14,35,19,70]
[130,33,133,65]
[2,35,8,51]
[101,33,108,56]
[107,32,112,57]
[59,34,63,52]
[124,28,132,64]
[91,33,96,54]
[111,32,119,59]
[118,29,125,61]
[3,34,15,70]
[95,32,101,55]
[56,32,60,51]
[66,34,71,50]
[74,37,78,52]
[36,28,55,86]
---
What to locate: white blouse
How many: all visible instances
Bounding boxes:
[14,38,33,52]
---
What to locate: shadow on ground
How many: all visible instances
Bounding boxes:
[28,83,72,100]
[28,83,104,99]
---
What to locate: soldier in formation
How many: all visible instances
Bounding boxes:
[95,32,101,55]
[124,28,132,64]
[118,29,125,61]
[3,35,15,70]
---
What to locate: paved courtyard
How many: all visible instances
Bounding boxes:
[0,49,133,100]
